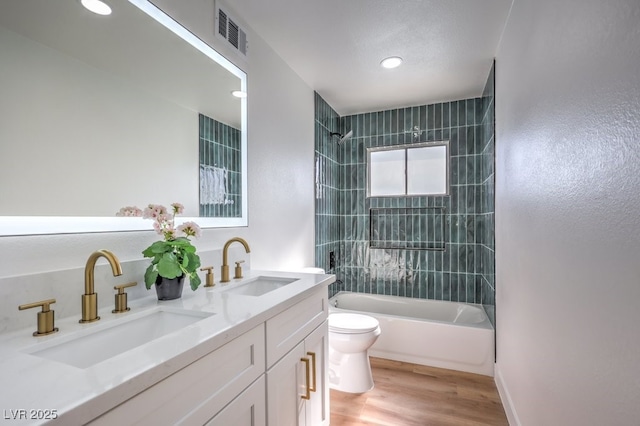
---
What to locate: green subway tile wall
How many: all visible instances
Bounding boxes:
[479,62,496,325]
[199,113,242,218]
[314,93,341,276]
[370,207,446,251]
[314,63,495,326]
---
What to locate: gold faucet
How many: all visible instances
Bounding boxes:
[81,249,122,323]
[221,237,250,283]
[18,298,59,336]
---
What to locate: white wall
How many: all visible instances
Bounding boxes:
[0,26,198,216]
[494,0,640,424]
[0,3,315,277]
[245,33,316,271]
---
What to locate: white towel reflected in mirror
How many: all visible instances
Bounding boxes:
[200,165,233,205]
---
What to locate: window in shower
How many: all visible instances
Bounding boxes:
[367,141,450,197]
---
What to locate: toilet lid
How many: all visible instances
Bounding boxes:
[329,313,379,334]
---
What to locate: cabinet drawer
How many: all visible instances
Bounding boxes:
[266,289,327,368]
[91,324,265,425]
[206,375,266,426]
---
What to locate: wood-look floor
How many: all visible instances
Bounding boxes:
[330,357,509,426]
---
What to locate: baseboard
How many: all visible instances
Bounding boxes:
[494,362,522,426]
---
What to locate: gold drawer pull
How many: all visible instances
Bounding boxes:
[301,357,311,400]
[307,351,317,392]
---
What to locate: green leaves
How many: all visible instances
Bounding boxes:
[144,265,158,290]
[142,238,202,291]
[189,273,202,291]
[139,204,203,292]
[157,252,182,278]
[142,240,171,258]
[185,251,201,270]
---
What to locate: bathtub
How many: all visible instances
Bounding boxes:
[329,291,495,376]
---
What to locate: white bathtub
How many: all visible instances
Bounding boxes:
[329,291,495,376]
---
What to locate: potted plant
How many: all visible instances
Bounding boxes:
[121,203,202,300]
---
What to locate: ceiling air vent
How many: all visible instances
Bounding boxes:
[216,6,248,57]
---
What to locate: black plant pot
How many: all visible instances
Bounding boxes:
[155,275,185,300]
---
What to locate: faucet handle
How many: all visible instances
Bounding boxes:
[234,260,245,279]
[113,282,137,313]
[200,266,215,287]
[18,298,59,336]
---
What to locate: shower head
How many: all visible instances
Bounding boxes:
[330,130,353,145]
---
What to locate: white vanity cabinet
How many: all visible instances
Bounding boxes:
[206,376,266,426]
[90,324,265,425]
[302,324,329,426]
[265,289,329,426]
[0,271,335,426]
[87,286,329,426]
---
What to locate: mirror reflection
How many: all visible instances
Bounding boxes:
[0,0,247,231]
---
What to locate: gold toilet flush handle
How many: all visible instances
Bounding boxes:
[234,260,245,279]
[18,298,59,337]
[200,266,215,287]
[113,282,137,313]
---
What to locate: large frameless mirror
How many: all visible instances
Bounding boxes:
[0,0,247,235]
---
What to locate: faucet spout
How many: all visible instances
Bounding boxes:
[81,249,122,323]
[221,237,250,283]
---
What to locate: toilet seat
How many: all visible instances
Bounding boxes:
[329,313,379,334]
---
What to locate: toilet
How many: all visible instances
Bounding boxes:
[328,312,381,393]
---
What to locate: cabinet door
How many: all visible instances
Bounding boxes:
[206,376,266,426]
[266,289,327,368]
[90,324,265,425]
[266,341,306,426]
[304,321,329,426]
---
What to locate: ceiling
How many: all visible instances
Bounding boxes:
[229,0,513,116]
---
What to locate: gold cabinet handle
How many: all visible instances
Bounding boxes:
[113,282,137,313]
[18,298,59,336]
[200,266,215,287]
[301,357,311,400]
[307,351,317,392]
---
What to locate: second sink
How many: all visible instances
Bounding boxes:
[222,276,298,297]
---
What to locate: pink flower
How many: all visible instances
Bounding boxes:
[152,221,163,235]
[125,202,199,242]
[163,228,177,241]
[143,204,167,219]
[178,221,202,239]
[116,206,142,217]
[142,207,155,219]
[171,203,185,215]
[156,213,170,224]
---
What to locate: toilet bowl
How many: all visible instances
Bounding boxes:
[328,313,381,393]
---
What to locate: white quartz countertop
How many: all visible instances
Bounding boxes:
[0,270,334,425]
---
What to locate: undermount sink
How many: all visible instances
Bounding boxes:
[25,307,213,369]
[222,276,298,297]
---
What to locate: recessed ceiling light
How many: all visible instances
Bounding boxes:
[380,56,403,69]
[80,0,112,16]
[231,90,247,98]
